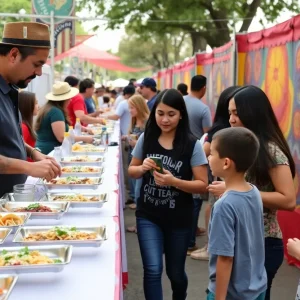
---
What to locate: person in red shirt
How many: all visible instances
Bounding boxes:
[19,91,39,161]
[64,76,105,126]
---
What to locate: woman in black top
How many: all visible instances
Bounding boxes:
[129,89,208,300]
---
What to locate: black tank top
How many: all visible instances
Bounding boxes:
[136,138,196,228]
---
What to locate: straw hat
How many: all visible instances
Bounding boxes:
[0,22,51,48]
[46,82,79,101]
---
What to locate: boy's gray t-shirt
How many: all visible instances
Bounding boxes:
[208,186,267,300]
[183,95,212,139]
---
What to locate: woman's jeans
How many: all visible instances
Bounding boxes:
[264,237,284,300]
[189,196,203,248]
[137,217,191,300]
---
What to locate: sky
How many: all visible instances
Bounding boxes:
[78,7,297,54]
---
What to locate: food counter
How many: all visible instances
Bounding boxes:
[1,121,127,300]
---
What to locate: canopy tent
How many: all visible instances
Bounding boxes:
[52,36,150,73]
[75,35,94,47]
[53,43,120,63]
[111,78,130,88]
[88,58,149,73]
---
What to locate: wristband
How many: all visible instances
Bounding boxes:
[30,147,41,160]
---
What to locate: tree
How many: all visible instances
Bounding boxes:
[0,0,31,37]
[117,31,192,71]
[75,21,88,35]
[77,0,299,53]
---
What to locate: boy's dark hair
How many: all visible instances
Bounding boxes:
[79,78,95,93]
[177,83,188,95]
[110,90,117,96]
[191,75,206,92]
[0,45,37,61]
[64,76,79,87]
[213,127,260,173]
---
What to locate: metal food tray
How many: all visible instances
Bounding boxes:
[61,166,104,177]
[0,245,72,274]
[0,229,12,244]
[0,212,31,234]
[0,202,70,220]
[13,225,107,248]
[72,145,107,155]
[45,192,108,208]
[0,275,18,300]
[44,177,103,190]
[60,156,105,166]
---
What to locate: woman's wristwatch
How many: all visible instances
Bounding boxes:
[30,147,42,160]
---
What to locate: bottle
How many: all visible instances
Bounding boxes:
[61,132,71,157]
[69,126,75,144]
[53,146,62,163]
[74,118,82,136]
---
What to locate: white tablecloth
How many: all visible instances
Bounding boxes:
[6,122,126,300]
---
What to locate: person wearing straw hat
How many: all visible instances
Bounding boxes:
[0,21,61,197]
[35,81,94,154]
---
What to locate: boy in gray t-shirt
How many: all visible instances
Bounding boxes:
[207,127,267,300]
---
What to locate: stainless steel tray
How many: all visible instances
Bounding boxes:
[72,144,107,155]
[0,245,72,274]
[60,156,105,166]
[45,192,108,208]
[13,226,107,248]
[0,229,12,244]
[0,212,31,233]
[44,177,103,190]
[0,275,18,300]
[61,166,104,177]
[0,202,70,220]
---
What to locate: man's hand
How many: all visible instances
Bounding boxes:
[31,151,61,175]
[82,127,94,135]
[26,159,61,182]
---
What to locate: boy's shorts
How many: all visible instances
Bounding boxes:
[206,291,266,300]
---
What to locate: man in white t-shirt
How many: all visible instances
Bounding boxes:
[107,85,135,135]
[107,85,136,203]
[113,88,125,110]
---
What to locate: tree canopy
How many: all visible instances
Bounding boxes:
[77,0,299,53]
[0,0,31,37]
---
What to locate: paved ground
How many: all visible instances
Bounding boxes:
[123,201,299,300]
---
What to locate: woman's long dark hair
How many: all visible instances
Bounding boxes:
[209,86,241,134]
[231,85,295,186]
[35,100,70,131]
[19,91,37,140]
[143,89,196,160]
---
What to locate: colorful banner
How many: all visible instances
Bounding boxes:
[32,0,75,56]
[156,69,173,91]
[32,0,75,24]
[236,15,300,205]
[196,41,234,120]
[171,58,196,90]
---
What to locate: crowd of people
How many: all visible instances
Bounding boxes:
[0,20,299,300]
